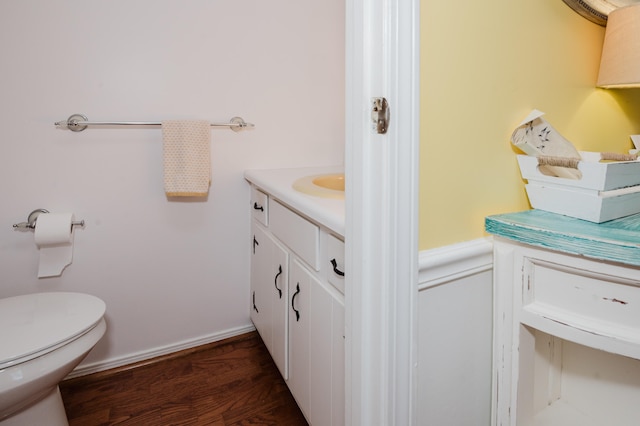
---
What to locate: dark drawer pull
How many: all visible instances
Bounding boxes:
[253,202,264,212]
[330,258,345,277]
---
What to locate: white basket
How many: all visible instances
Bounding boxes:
[517,152,640,222]
[517,151,640,191]
[525,182,640,223]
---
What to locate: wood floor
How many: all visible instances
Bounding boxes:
[60,332,308,426]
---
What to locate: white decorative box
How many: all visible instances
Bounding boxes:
[517,152,640,222]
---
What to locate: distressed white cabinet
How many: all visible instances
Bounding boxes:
[249,184,345,425]
[487,210,640,426]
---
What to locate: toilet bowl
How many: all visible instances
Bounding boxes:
[0,292,106,426]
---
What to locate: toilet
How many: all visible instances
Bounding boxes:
[0,292,106,426]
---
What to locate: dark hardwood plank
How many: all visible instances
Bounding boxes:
[60,332,307,426]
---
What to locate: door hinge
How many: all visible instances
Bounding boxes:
[371,97,389,134]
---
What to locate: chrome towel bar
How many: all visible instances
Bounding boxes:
[55,114,254,133]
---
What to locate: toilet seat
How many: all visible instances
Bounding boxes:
[0,292,106,369]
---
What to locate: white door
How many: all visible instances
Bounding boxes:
[345,0,420,424]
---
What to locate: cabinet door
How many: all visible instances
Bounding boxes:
[251,221,289,379]
[251,223,271,349]
[288,258,311,416]
[289,258,345,425]
[270,237,289,379]
[331,298,345,426]
[309,272,334,426]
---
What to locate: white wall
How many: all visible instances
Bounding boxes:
[0,1,344,370]
[417,239,494,425]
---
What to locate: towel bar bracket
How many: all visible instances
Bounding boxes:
[229,116,247,132]
[62,114,89,132]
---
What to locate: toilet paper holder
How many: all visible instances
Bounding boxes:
[12,209,84,231]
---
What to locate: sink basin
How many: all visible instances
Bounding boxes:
[293,173,345,199]
[312,174,345,191]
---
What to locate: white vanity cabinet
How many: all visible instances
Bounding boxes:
[248,182,345,426]
[486,210,640,426]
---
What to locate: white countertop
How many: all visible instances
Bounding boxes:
[244,166,345,237]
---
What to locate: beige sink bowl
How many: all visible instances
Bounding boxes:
[293,173,345,199]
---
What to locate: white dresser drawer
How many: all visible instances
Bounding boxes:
[327,234,345,294]
[521,256,640,357]
[251,187,269,226]
[270,200,319,270]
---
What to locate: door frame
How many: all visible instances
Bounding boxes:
[344,0,420,424]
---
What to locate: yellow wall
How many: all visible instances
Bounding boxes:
[420,0,640,250]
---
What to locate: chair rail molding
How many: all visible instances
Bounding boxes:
[419,238,494,291]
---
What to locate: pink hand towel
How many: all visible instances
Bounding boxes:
[162,120,211,197]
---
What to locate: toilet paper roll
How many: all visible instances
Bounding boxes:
[34,213,75,278]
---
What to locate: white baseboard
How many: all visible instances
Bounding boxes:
[67,323,256,379]
[418,237,493,291]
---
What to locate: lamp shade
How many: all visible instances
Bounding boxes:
[597,4,640,88]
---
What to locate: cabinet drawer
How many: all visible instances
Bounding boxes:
[250,187,268,226]
[270,200,319,270]
[327,234,345,294]
[521,257,640,350]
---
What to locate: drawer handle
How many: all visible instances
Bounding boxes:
[252,291,259,313]
[253,202,264,212]
[330,258,345,277]
[291,283,301,322]
[274,265,283,299]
